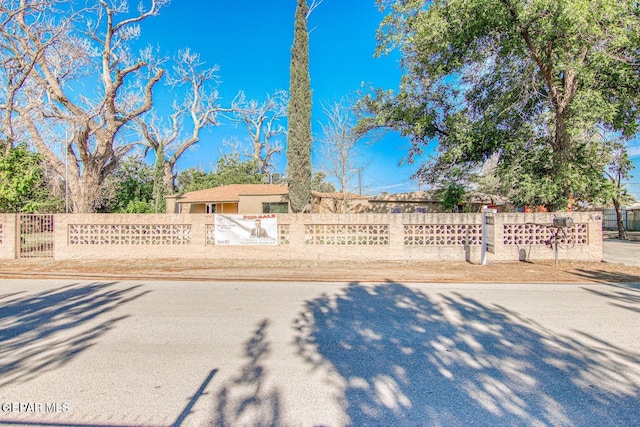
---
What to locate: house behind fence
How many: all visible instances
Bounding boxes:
[602,206,640,231]
[0,212,602,263]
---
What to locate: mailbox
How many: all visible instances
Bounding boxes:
[552,216,574,228]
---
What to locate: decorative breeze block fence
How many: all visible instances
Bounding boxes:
[502,223,589,246]
[304,224,390,246]
[404,224,483,246]
[68,224,192,245]
[0,212,602,262]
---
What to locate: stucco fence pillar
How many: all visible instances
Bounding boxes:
[0,214,16,260]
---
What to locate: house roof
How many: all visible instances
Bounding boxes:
[311,191,368,200]
[369,190,509,205]
[173,184,288,203]
[369,191,437,202]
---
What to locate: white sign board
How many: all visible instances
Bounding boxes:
[481,208,498,265]
[214,214,278,245]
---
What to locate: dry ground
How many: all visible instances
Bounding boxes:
[1,257,639,284]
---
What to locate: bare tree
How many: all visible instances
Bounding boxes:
[0,0,167,212]
[136,49,224,210]
[306,0,323,17]
[319,99,366,214]
[0,0,63,155]
[230,90,288,174]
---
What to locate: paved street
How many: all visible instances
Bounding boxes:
[603,238,640,267]
[0,279,639,426]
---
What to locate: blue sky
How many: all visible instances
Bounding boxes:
[137,0,640,199]
[138,0,420,194]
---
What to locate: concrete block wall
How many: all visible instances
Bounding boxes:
[54,214,211,260]
[276,213,486,262]
[0,212,603,263]
[490,212,602,262]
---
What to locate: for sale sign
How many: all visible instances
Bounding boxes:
[214,214,278,245]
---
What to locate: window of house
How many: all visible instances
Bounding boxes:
[262,202,289,213]
[416,207,427,213]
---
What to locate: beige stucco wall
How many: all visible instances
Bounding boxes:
[53,214,210,260]
[0,214,16,259]
[240,194,289,213]
[0,212,602,263]
[489,212,603,262]
[187,204,206,214]
[39,211,602,263]
[165,196,180,213]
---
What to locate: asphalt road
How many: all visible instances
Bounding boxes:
[0,279,639,427]
[603,238,640,267]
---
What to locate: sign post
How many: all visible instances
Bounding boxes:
[481,208,498,265]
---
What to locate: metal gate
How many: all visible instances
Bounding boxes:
[17,214,54,258]
[602,207,628,230]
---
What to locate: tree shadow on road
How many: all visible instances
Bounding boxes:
[294,281,640,426]
[571,268,640,284]
[211,319,283,427]
[579,283,640,314]
[0,282,149,386]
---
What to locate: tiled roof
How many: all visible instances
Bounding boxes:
[174,184,288,203]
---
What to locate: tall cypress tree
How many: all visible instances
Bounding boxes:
[286,0,312,213]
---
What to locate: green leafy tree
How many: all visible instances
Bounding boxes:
[286,0,313,212]
[425,164,472,212]
[100,156,155,213]
[213,154,264,187]
[0,143,62,213]
[363,0,640,211]
[311,171,336,193]
[438,183,466,213]
[175,167,217,194]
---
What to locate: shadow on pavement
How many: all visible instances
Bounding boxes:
[571,268,640,284]
[0,282,149,387]
[210,319,283,427]
[172,368,218,427]
[580,283,640,315]
[294,281,640,426]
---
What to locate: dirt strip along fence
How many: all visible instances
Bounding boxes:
[0,212,603,263]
